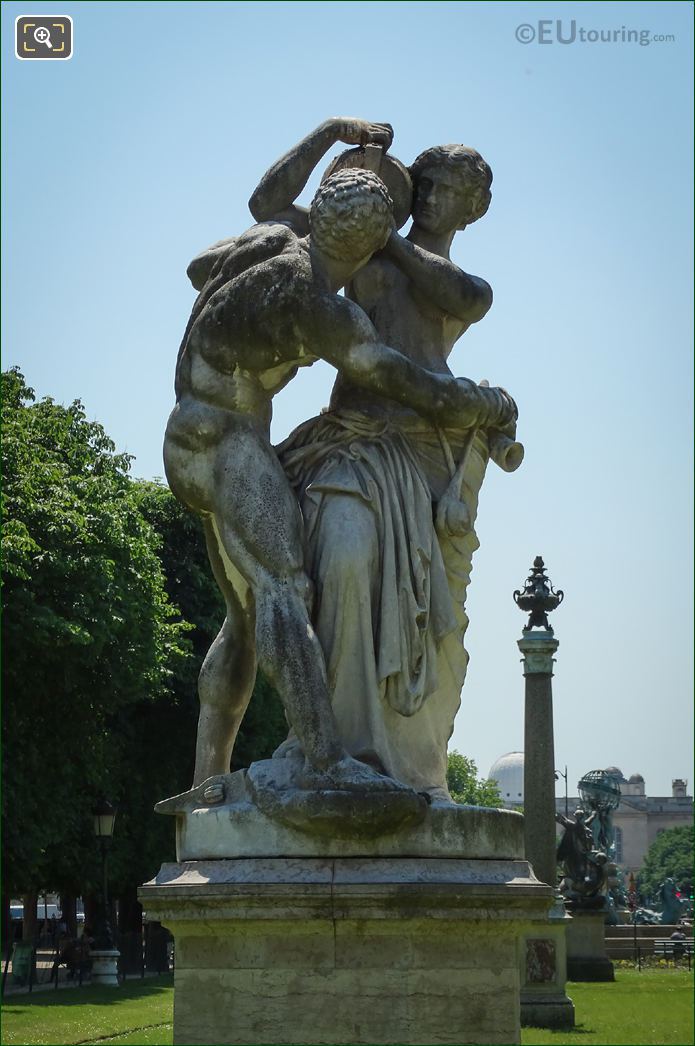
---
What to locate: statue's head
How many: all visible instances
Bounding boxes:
[409,145,492,233]
[309,169,393,263]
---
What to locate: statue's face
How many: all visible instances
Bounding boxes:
[412,166,475,234]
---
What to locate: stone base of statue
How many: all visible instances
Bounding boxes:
[519,897,574,1029]
[142,775,553,1045]
[565,903,615,981]
[153,761,528,861]
[140,855,553,1046]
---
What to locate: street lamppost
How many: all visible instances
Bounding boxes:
[555,765,569,817]
[91,799,120,986]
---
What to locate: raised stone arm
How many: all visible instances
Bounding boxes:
[381,228,493,324]
[248,117,394,231]
[304,294,516,432]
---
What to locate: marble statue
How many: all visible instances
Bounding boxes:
[144,122,563,1046]
[163,117,517,816]
[249,118,523,798]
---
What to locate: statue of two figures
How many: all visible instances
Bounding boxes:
[556,770,621,908]
[159,118,523,838]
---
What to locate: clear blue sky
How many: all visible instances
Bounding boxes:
[3,1,693,798]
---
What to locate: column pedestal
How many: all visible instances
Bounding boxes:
[140,857,554,1046]
[565,907,615,981]
[519,898,575,1029]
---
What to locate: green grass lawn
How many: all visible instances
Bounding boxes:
[0,976,173,1045]
[0,968,692,1045]
[523,968,693,1046]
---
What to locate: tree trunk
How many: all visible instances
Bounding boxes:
[84,893,99,937]
[22,890,38,942]
[145,921,169,973]
[1,890,10,949]
[118,887,143,973]
[118,886,142,934]
[60,893,77,938]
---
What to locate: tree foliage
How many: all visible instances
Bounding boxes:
[2,370,287,901]
[1,369,187,895]
[638,825,694,900]
[446,750,502,807]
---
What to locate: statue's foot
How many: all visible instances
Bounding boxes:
[246,754,428,838]
[202,782,225,805]
[299,754,411,794]
[154,773,235,815]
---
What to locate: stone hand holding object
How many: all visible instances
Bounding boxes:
[334,117,394,151]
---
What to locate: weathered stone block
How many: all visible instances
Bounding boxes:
[140,856,553,1045]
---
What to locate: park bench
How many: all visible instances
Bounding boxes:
[653,938,693,968]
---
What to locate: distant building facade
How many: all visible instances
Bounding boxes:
[598,768,693,880]
[488,754,693,879]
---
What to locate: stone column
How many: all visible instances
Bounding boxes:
[513,558,574,1030]
[518,629,560,889]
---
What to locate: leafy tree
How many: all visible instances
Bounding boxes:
[447,751,502,807]
[1,369,188,900]
[638,825,694,900]
[2,370,287,907]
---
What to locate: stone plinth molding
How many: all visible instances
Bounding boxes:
[140,857,554,1045]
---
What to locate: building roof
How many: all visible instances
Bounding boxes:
[488,752,524,803]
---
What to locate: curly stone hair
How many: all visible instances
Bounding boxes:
[310,169,394,261]
[409,145,492,226]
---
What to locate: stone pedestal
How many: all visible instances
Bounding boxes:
[90,949,120,987]
[519,898,574,1029]
[565,908,615,981]
[140,857,553,1046]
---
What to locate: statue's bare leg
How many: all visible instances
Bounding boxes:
[192,519,257,787]
[210,427,344,771]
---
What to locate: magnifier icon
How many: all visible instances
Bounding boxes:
[34,26,53,48]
